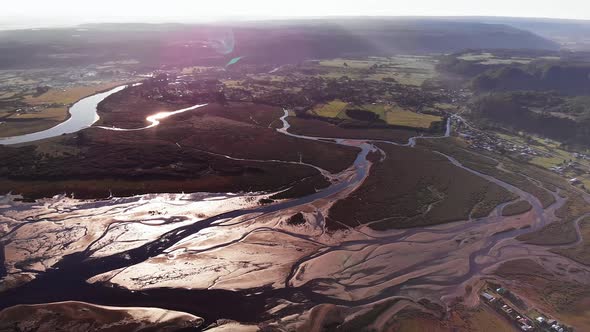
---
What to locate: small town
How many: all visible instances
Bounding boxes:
[480,286,574,332]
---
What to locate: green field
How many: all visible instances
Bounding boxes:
[311,100,349,118]
[0,81,132,138]
[318,59,376,69]
[315,56,437,86]
[311,101,441,129]
[458,52,533,65]
[383,108,441,128]
[360,104,441,128]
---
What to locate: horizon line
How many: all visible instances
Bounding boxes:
[1,14,590,30]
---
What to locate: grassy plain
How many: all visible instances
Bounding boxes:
[384,108,441,128]
[0,81,131,137]
[24,81,129,106]
[309,101,442,129]
[457,52,533,65]
[311,100,348,118]
[316,56,437,86]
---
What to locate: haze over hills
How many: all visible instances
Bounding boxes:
[0,18,560,69]
[2,13,590,332]
[450,16,590,50]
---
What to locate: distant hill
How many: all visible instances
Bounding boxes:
[0,18,559,69]
[470,62,590,94]
[472,93,590,146]
[470,17,590,51]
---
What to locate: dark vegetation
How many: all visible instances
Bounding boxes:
[471,64,590,94]
[326,143,515,230]
[495,258,590,314]
[471,93,590,146]
[501,200,533,216]
[0,20,558,70]
[270,175,331,200]
[286,213,306,226]
[438,51,590,94]
[501,160,566,193]
[552,217,590,265]
[130,64,447,134]
[0,94,359,199]
[98,87,359,174]
[439,50,590,147]
[293,107,445,135]
[344,109,384,123]
[243,73,443,121]
[287,116,418,144]
[0,142,322,199]
[419,138,556,208]
[437,49,560,80]
[0,243,6,279]
[519,193,590,245]
[478,17,590,51]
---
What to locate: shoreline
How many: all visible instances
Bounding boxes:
[0,80,139,141]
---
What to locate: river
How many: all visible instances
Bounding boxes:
[0,84,130,145]
[1,99,588,330]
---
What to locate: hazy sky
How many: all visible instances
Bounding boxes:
[2,0,589,25]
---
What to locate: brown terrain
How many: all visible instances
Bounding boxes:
[502,200,533,216]
[1,71,590,332]
[327,142,515,230]
[287,116,419,144]
[0,89,359,199]
[0,301,203,331]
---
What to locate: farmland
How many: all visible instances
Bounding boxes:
[311,99,348,118]
[287,115,419,143]
[457,52,535,65]
[0,64,137,137]
[310,100,442,129]
[383,107,441,128]
[1,42,590,332]
[317,56,437,86]
[0,90,359,199]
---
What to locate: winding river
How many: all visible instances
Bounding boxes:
[0,82,208,144]
[1,95,589,329]
[0,85,130,145]
[94,103,208,132]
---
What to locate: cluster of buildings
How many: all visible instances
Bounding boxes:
[572,152,590,160]
[535,316,572,332]
[139,74,224,104]
[548,161,584,175]
[453,116,559,162]
[437,88,472,104]
[480,287,573,332]
[452,111,590,191]
[481,290,535,331]
[457,125,547,160]
[12,106,44,115]
[548,161,588,189]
